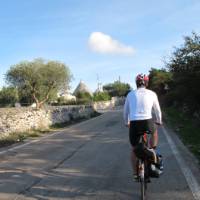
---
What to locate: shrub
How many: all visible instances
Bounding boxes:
[0,87,19,107]
[75,92,92,105]
[93,91,111,102]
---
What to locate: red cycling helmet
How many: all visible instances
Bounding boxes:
[136,74,149,86]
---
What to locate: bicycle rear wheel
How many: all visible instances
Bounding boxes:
[140,177,145,200]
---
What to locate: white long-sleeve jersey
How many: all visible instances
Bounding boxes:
[123,87,162,124]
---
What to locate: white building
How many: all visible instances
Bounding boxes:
[57,91,76,101]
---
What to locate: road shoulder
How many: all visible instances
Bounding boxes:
[162,124,200,199]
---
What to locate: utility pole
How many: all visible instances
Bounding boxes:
[96,74,102,92]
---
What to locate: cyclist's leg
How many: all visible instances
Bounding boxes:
[129,121,138,176]
[151,129,158,148]
[146,119,158,148]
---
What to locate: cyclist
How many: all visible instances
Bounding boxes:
[123,73,162,179]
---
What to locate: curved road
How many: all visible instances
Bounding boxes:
[0,110,199,199]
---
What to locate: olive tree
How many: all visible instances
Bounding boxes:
[6,58,72,109]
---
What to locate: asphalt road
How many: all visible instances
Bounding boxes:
[0,110,199,200]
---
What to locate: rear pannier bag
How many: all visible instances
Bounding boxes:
[134,143,157,163]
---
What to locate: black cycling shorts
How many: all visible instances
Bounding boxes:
[129,119,155,146]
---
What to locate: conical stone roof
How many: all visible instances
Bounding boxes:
[73,81,93,96]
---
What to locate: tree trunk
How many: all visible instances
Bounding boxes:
[32,84,54,109]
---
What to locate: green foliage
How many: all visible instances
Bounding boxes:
[18,87,34,106]
[76,92,92,105]
[103,81,131,97]
[0,87,19,107]
[164,107,200,161]
[93,91,111,101]
[166,32,200,111]
[53,96,76,105]
[148,68,172,96]
[76,91,92,99]
[149,33,200,111]
[6,58,73,108]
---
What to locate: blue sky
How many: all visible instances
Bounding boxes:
[0,0,199,91]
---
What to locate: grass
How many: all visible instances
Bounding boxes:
[0,129,50,147]
[164,107,200,162]
[0,111,101,148]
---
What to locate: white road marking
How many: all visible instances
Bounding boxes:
[162,127,200,200]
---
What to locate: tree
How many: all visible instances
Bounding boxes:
[76,91,92,105]
[17,87,35,106]
[93,91,111,101]
[148,68,173,106]
[0,87,19,107]
[166,32,200,111]
[6,58,72,109]
[148,68,172,96]
[103,81,131,97]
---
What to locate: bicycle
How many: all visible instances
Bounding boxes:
[134,131,157,200]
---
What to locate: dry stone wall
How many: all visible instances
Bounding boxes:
[0,105,94,137]
[92,97,125,110]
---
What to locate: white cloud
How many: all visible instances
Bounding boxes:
[88,32,135,55]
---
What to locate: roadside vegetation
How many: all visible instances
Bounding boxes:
[0,87,19,107]
[0,129,50,147]
[148,32,200,162]
[164,107,200,162]
[103,81,131,97]
[93,91,111,102]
